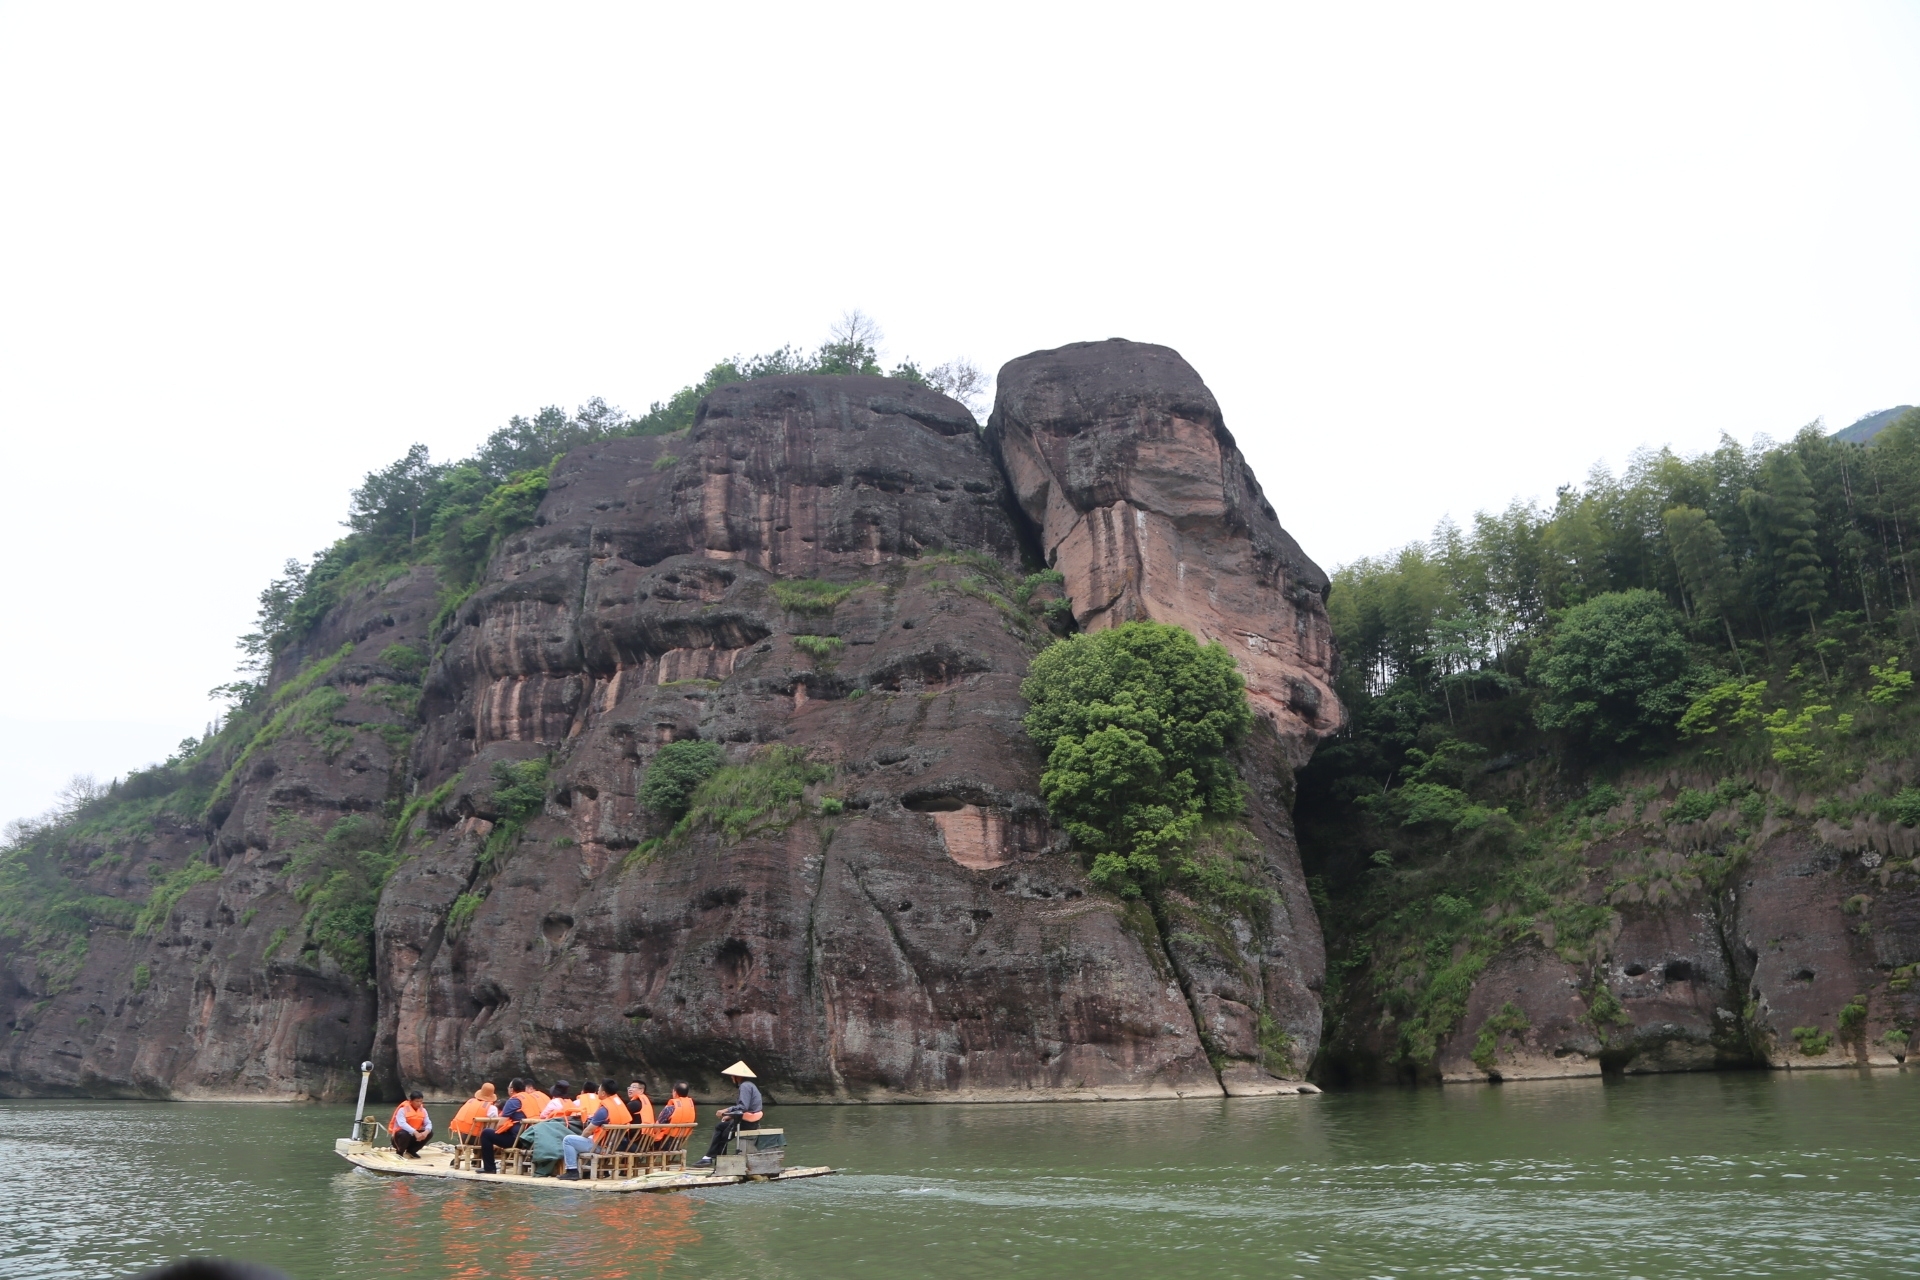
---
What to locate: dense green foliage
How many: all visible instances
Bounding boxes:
[1301,411,1920,1073]
[630,746,833,867]
[1328,413,1920,721]
[1530,589,1702,748]
[639,741,726,822]
[1022,622,1252,898]
[770,579,859,615]
[791,634,844,661]
[480,758,549,867]
[283,814,395,981]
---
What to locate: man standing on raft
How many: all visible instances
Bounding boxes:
[696,1061,763,1167]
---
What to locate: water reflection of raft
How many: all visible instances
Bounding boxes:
[335,1125,832,1193]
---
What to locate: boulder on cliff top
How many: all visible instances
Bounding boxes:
[989,338,1342,759]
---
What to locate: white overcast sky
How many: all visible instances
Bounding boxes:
[2,2,1916,825]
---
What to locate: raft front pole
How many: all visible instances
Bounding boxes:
[350,1060,373,1139]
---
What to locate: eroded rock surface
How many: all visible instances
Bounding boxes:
[1325,793,1920,1085]
[989,339,1342,763]
[2,357,1343,1102]
[0,567,440,1098]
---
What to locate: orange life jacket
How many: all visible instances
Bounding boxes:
[390,1101,428,1137]
[628,1092,655,1126]
[659,1096,694,1129]
[450,1097,493,1137]
[602,1095,632,1127]
[522,1089,552,1119]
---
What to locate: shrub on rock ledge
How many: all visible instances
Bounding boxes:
[1021,621,1252,897]
[640,740,726,822]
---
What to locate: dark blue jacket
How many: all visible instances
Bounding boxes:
[495,1095,525,1139]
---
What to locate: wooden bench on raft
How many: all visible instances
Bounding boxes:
[578,1122,696,1181]
[449,1123,532,1175]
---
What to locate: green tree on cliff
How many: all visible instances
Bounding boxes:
[1662,505,1744,672]
[1021,622,1251,897]
[1530,590,1700,751]
[1747,450,1827,633]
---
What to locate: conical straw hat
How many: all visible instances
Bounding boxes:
[721,1060,757,1078]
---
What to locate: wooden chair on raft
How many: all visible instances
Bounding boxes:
[449,1129,483,1170]
[577,1122,696,1180]
[450,1122,532,1175]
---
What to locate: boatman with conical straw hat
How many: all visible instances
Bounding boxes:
[696,1060,764,1167]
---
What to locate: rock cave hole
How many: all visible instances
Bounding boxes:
[716,937,753,983]
[903,793,967,813]
[1663,960,1694,982]
[1623,963,1648,977]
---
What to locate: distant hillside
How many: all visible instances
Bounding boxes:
[1833,405,1915,444]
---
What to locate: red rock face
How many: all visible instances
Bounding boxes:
[375,373,1284,1100]
[3,359,1341,1102]
[989,339,1342,766]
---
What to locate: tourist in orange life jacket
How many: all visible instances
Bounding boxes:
[389,1090,432,1158]
[658,1083,695,1134]
[626,1081,656,1126]
[479,1078,533,1174]
[696,1062,765,1166]
[559,1081,623,1180]
[539,1082,575,1121]
[449,1082,500,1145]
[599,1079,633,1127]
[519,1080,552,1121]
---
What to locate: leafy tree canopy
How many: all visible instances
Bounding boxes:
[1528,590,1702,750]
[1021,621,1252,897]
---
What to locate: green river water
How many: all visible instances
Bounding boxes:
[4,1070,1918,1280]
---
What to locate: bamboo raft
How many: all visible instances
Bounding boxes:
[337,1136,833,1197]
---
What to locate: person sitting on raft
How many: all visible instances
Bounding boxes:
[449,1082,500,1148]
[389,1090,432,1158]
[695,1061,763,1167]
[597,1078,632,1127]
[658,1082,695,1133]
[625,1080,654,1126]
[478,1079,532,1174]
[514,1078,551,1122]
[558,1080,631,1180]
[540,1082,575,1120]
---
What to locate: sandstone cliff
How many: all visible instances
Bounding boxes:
[1,343,1343,1101]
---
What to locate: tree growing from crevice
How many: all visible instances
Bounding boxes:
[1021,621,1251,898]
[640,740,726,823]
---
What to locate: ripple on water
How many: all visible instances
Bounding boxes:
[3,1071,1920,1279]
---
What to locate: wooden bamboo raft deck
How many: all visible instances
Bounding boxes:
[334,1140,832,1192]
